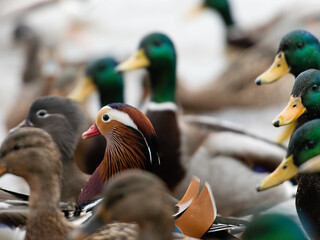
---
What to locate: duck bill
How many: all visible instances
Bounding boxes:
[255,51,290,85]
[272,95,306,127]
[257,155,298,191]
[68,77,97,103]
[299,155,320,174]
[82,123,101,139]
[115,49,150,72]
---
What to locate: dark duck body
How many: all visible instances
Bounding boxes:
[257,118,320,239]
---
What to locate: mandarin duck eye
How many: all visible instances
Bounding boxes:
[102,114,110,122]
[282,43,289,51]
[97,64,107,72]
[37,110,48,118]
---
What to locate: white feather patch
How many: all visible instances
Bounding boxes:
[101,106,138,131]
[146,102,178,111]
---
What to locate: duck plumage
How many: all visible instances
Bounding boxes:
[257,118,320,239]
[19,96,90,203]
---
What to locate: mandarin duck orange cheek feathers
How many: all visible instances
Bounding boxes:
[78,103,160,206]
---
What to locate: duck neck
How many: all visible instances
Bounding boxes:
[290,51,320,77]
[77,126,152,205]
[296,111,320,129]
[98,77,124,106]
[26,174,61,209]
[25,174,69,240]
[148,64,176,104]
[102,127,152,178]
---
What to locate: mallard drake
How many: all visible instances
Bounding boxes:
[255,29,320,85]
[116,32,293,216]
[257,118,320,239]
[272,69,320,129]
[189,0,280,49]
[178,8,320,112]
[69,57,124,107]
[17,96,89,203]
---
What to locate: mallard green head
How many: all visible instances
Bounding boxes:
[116,32,176,103]
[69,57,124,107]
[203,0,233,27]
[257,118,320,191]
[242,213,307,240]
[255,30,320,85]
[272,69,320,127]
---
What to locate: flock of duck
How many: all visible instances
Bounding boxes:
[2,0,320,239]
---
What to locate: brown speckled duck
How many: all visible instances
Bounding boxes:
[0,127,72,239]
[71,170,175,240]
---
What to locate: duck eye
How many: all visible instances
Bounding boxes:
[97,64,107,72]
[153,39,162,47]
[282,43,289,51]
[102,114,110,122]
[305,140,316,149]
[312,84,319,91]
[13,144,21,150]
[37,110,48,118]
[297,42,305,49]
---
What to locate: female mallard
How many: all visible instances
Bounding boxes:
[257,118,320,239]
[0,128,72,239]
[115,32,293,216]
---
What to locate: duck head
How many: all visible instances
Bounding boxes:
[15,96,87,162]
[116,32,176,103]
[69,57,124,106]
[189,0,233,27]
[71,170,174,240]
[257,118,320,191]
[0,127,61,194]
[272,69,320,127]
[256,30,320,85]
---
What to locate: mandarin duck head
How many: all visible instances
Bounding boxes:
[83,103,160,174]
[78,103,160,205]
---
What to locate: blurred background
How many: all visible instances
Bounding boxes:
[0,0,319,196]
